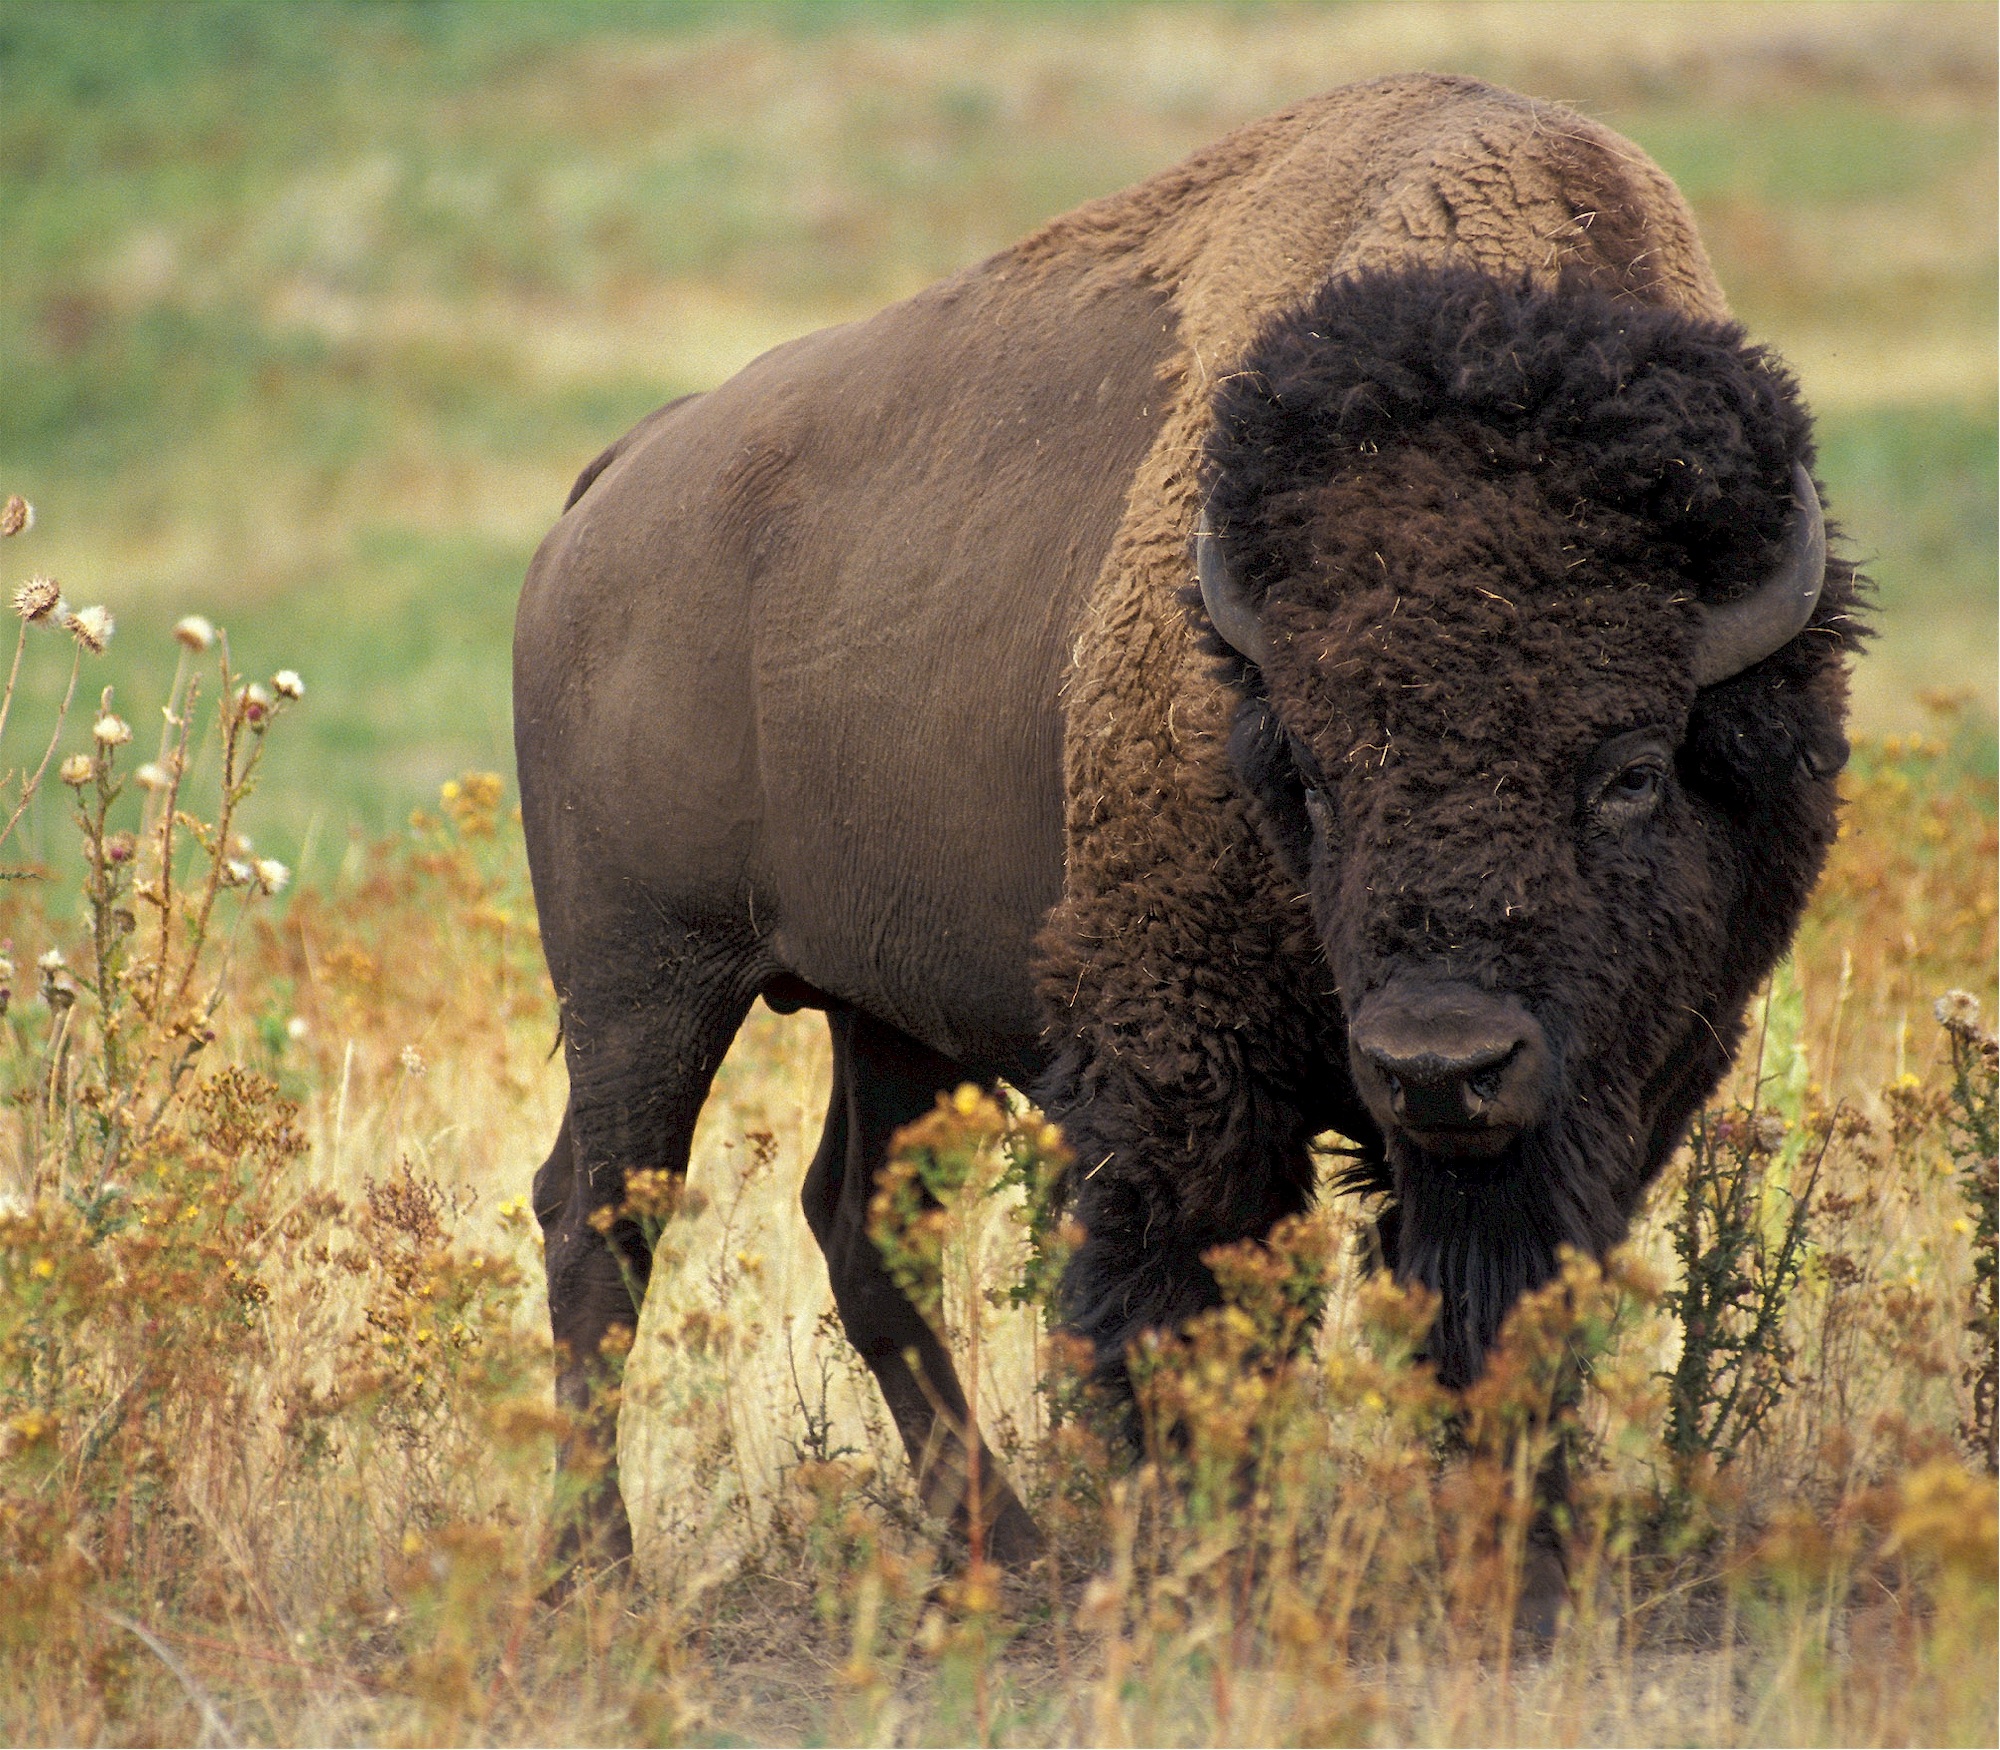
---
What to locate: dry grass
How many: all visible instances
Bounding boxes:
[0,556,1991,1743]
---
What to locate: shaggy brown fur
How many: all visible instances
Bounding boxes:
[1022,75,1853,1391]
[515,71,1858,1575]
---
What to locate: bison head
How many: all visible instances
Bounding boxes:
[1197,267,1860,1387]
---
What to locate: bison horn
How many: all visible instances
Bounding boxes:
[1692,462,1826,687]
[1195,508,1276,669]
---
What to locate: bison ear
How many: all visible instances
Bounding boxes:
[1692,463,1826,688]
[1227,697,1314,885]
[1195,509,1276,670]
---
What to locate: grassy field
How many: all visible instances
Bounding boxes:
[0,3,1995,1744]
[2,0,1994,851]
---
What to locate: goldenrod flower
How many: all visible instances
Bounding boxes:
[173,614,215,652]
[58,753,94,787]
[0,495,32,538]
[92,713,132,747]
[273,669,305,700]
[66,605,113,654]
[13,576,59,622]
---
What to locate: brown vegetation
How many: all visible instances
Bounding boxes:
[0,493,1993,1744]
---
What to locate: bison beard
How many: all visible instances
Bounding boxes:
[1044,265,1860,1408]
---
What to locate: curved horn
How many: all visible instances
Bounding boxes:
[1195,508,1275,669]
[1692,462,1826,687]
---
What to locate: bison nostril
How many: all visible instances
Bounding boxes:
[1348,980,1550,1144]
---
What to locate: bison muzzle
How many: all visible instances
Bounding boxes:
[513,73,1860,1584]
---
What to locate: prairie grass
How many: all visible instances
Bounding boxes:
[0,518,1992,1743]
[1,0,1992,841]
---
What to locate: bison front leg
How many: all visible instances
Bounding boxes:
[1044,1049,1322,1420]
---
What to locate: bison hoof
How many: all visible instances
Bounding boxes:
[1513,1533,1571,1647]
[984,1498,1046,1570]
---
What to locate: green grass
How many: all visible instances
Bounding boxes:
[1,0,1992,859]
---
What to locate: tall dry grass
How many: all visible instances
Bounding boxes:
[0,491,1992,1745]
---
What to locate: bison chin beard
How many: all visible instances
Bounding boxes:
[1383,1099,1631,1391]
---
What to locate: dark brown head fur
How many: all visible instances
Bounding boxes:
[1199,266,1861,1385]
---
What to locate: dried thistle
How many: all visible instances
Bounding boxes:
[172,614,216,652]
[65,604,113,654]
[13,576,60,622]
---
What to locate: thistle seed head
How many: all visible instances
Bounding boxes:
[58,753,94,787]
[223,858,253,887]
[36,947,65,972]
[93,713,132,747]
[134,762,169,791]
[1935,989,1983,1034]
[273,668,305,700]
[13,576,60,622]
[253,857,290,895]
[66,605,114,654]
[0,496,33,538]
[173,614,216,652]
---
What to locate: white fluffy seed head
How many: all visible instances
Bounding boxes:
[173,615,216,652]
[273,669,304,700]
[134,762,169,791]
[66,605,114,654]
[93,714,132,747]
[58,753,94,787]
[1935,989,1985,1035]
[254,858,290,895]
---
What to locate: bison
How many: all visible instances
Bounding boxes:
[515,73,1859,1577]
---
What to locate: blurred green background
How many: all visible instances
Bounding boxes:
[2,1,1993,876]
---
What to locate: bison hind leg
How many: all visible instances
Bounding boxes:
[536,958,758,1585]
[802,1006,1043,1570]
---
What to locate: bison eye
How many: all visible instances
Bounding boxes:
[1596,758,1666,821]
[1584,726,1676,828]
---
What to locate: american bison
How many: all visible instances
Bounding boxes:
[515,73,1858,1575]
